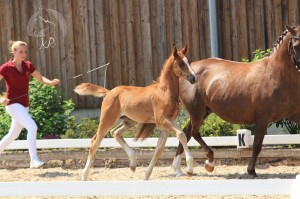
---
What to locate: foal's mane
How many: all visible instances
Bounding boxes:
[156,53,176,83]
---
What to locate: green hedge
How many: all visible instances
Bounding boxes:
[0,79,75,140]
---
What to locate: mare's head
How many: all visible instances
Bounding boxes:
[286,25,300,70]
[172,45,197,84]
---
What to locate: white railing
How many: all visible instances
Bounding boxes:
[0,176,299,197]
[6,134,300,150]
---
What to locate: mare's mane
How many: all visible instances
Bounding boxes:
[266,29,289,57]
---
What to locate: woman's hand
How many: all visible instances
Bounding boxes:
[0,97,9,106]
[32,71,60,86]
[50,79,60,85]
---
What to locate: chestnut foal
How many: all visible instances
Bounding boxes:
[75,45,197,180]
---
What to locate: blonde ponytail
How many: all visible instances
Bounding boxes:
[8,40,27,53]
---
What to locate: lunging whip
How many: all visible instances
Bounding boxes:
[8,63,110,101]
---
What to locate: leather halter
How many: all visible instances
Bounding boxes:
[289,35,300,71]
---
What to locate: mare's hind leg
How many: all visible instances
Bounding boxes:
[192,109,215,172]
[164,122,193,176]
[172,107,215,175]
[144,130,168,180]
[112,116,139,172]
[172,122,192,176]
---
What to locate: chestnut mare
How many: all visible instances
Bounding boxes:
[172,25,300,177]
[74,45,197,180]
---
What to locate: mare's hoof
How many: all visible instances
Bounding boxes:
[247,168,258,177]
[204,160,215,173]
[204,164,214,172]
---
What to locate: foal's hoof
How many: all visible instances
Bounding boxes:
[175,170,184,177]
[81,175,88,181]
[204,160,215,173]
[129,162,136,172]
[130,166,136,172]
[186,171,193,176]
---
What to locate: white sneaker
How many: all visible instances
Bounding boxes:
[30,158,45,169]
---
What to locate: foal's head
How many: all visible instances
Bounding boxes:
[286,25,300,69]
[172,45,197,84]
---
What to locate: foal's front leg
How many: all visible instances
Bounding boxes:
[112,117,139,172]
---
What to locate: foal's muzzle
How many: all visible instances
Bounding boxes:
[187,74,198,84]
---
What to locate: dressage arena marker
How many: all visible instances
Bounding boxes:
[6,134,300,150]
[0,177,298,196]
[236,129,252,148]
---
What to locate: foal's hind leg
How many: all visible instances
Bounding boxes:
[82,108,120,181]
[112,116,139,172]
[144,130,168,180]
[82,127,108,181]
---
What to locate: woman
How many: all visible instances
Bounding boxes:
[0,41,60,168]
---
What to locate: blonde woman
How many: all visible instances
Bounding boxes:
[0,41,60,168]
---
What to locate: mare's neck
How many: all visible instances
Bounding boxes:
[268,33,295,72]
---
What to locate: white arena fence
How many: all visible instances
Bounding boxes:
[5,134,300,150]
[1,134,300,197]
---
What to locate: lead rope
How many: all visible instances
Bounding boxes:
[289,36,300,72]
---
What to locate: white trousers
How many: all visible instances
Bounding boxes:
[0,103,38,160]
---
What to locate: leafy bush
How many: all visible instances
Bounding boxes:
[62,117,99,139]
[0,102,11,139]
[275,119,300,134]
[199,113,240,136]
[0,79,75,140]
[242,49,271,62]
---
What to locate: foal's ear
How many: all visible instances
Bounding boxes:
[286,24,296,35]
[181,44,188,55]
[172,46,178,58]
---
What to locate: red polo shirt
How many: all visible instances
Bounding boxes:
[0,59,36,107]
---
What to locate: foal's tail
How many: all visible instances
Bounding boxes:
[74,83,110,98]
[134,123,156,141]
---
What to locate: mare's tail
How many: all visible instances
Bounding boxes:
[74,83,110,98]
